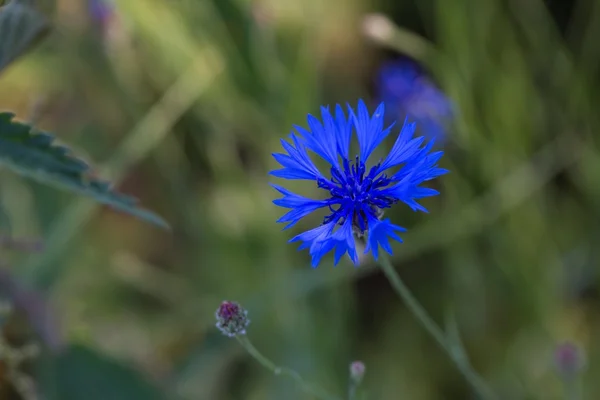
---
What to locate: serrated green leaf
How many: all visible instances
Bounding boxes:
[0,0,50,73]
[0,113,169,228]
[51,344,168,400]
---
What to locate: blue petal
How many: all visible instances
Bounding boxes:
[392,148,447,183]
[270,155,317,180]
[270,166,315,180]
[293,109,341,169]
[318,106,341,164]
[334,104,352,160]
[377,118,425,173]
[374,145,448,212]
[400,187,439,212]
[271,184,333,229]
[270,134,324,181]
[364,215,406,260]
[290,219,359,267]
[350,100,392,162]
[330,219,358,265]
[290,222,337,268]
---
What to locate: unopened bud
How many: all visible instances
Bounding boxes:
[554,341,584,378]
[215,301,250,337]
[362,13,394,43]
[349,360,366,384]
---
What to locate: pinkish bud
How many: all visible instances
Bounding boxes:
[215,301,250,337]
[555,341,584,377]
[349,360,366,384]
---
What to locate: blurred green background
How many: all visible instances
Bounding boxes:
[1,0,600,398]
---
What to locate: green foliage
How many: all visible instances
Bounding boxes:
[2,0,600,398]
[0,113,168,228]
[51,344,168,400]
[0,1,167,228]
[0,0,49,73]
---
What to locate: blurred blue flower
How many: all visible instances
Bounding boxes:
[270,100,447,267]
[377,59,453,143]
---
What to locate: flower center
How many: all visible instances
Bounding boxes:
[317,156,396,233]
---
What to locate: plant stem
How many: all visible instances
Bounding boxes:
[236,335,340,400]
[563,377,580,400]
[348,383,357,400]
[377,253,496,400]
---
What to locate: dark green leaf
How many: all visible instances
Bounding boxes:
[0,113,169,228]
[0,0,50,73]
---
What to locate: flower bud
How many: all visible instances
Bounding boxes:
[554,341,584,378]
[362,13,394,43]
[215,301,250,337]
[349,360,366,384]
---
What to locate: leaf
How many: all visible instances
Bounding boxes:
[0,0,50,73]
[48,344,168,400]
[0,113,169,228]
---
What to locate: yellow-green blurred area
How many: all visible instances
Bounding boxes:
[1,0,600,398]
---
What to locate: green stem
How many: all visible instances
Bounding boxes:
[236,335,340,400]
[563,377,580,400]
[348,383,357,400]
[377,253,496,400]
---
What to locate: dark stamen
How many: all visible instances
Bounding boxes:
[320,156,395,235]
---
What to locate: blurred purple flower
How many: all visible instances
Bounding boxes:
[88,0,115,32]
[377,59,453,144]
[0,268,63,352]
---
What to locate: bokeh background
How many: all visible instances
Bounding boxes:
[1,0,599,398]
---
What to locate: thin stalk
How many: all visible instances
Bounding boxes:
[348,383,358,400]
[377,253,496,400]
[236,335,340,400]
[562,377,580,400]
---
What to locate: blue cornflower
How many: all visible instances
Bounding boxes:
[270,100,448,267]
[377,59,453,144]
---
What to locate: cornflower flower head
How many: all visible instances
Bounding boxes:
[270,100,447,267]
[377,59,453,144]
